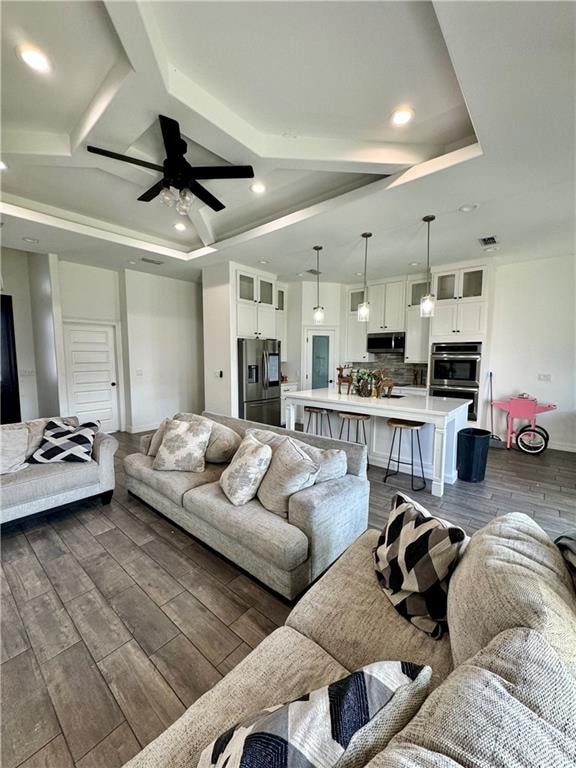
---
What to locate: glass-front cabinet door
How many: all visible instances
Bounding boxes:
[237,272,256,303]
[349,289,365,313]
[460,268,484,300]
[408,280,429,307]
[276,288,285,311]
[434,271,458,302]
[258,278,274,306]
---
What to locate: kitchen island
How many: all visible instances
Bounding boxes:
[284,388,471,497]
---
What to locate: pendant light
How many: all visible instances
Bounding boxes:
[420,215,436,318]
[312,245,325,324]
[357,232,372,322]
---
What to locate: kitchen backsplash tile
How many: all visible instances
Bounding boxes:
[349,353,427,386]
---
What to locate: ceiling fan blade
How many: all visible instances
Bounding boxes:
[187,165,255,180]
[159,114,186,158]
[188,180,225,212]
[138,180,165,202]
[87,145,163,173]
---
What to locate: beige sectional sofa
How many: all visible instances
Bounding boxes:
[123,411,370,599]
[124,512,576,768]
[0,417,118,524]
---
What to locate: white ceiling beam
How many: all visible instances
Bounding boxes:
[2,130,70,157]
[187,203,215,247]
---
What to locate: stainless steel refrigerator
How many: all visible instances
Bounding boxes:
[238,338,281,426]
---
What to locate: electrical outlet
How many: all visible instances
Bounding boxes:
[537,373,551,382]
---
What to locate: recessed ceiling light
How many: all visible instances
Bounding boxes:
[296,272,303,277]
[250,181,266,195]
[258,260,269,265]
[17,45,51,74]
[22,237,39,244]
[127,260,137,265]
[355,272,363,276]
[483,245,500,253]
[173,222,187,232]
[391,106,415,126]
[458,203,479,213]
[410,262,420,267]
[0,161,7,171]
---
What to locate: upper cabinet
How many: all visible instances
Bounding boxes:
[406,279,429,308]
[236,270,276,306]
[236,268,277,339]
[366,281,405,332]
[431,266,488,339]
[276,284,288,361]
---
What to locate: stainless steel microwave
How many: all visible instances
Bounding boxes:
[366,333,405,353]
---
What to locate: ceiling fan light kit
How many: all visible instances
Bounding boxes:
[87,114,254,214]
[420,214,436,318]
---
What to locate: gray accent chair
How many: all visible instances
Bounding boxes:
[123,411,370,600]
[0,417,118,524]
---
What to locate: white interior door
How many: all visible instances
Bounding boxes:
[305,328,336,389]
[63,323,120,432]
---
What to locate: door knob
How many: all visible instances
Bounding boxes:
[111,382,117,387]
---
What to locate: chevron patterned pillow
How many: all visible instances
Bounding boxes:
[198,661,431,768]
[29,419,99,463]
[373,492,469,639]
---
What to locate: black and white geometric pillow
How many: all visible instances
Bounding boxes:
[198,660,431,768]
[374,492,469,639]
[29,420,99,464]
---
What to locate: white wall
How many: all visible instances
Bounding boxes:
[0,248,39,419]
[28,253,61,417]
[59,261,120,322]
[202,263,234,415]
[489,254,576,451]
[125,270,204,432]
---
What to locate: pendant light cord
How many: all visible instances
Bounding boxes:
[361,232,372,301]
[422,215,435,293]
[313,245,322,307]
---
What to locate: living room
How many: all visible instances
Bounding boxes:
[1,2,575,767]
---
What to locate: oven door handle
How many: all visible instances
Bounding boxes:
[431,354,482,360]
[431,386,480,392]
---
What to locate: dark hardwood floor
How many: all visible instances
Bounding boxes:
[1,431,575,767]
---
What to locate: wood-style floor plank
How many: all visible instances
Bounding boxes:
[41,642,124,760]
[25,526,69,564]
[42,553,95,603]
[20,591,80,664]
[140,537,195,578]
[81,551,135,599]
[110,585,180,656]
[73,506,116,537]
[1,650,60,768]
[98,640,185,748]
[17,735,74,768]
[229,607,277,649]
[103,503,156,546]
[66,589,132,662]
[177,564,249,625]
[217,643,252,676]
[95,529,143,565]
[50,516,105,560]
[1,590,30,663]
[123,553,184,606]
[150,633,222,707]
[75,722,141,768]
[227,574,291,626]
[3,548,52,607]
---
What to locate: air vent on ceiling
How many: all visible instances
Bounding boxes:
[141,257,164,265]
[306,268,321,276]
[478,235,498,247]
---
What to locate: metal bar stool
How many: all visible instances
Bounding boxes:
[304,406,333,437]
[383,418,426,491]
[337,412,370,445]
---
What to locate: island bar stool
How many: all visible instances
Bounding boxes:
[383,418,426,491]
[304,406,333,437]
[338,412,370,446]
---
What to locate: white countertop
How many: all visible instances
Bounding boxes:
[284,388,471,418]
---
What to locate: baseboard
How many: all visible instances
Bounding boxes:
[126,423,161,434]
[548,442,576,453]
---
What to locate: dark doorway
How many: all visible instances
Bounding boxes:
[1,294,21,424]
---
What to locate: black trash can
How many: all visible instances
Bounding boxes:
[457,428,491,482]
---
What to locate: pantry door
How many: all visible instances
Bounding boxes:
[63,323,120,432]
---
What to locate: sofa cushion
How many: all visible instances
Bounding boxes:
[219,434,272,507]
[368,627,576,768]
[447,513,576,676]
[198,661,431,768]
[19,416,79,458]
[147,418,169,457]
[287,530,453,691]
[247,427,347,483]
[0,426,29,474]
[124,453,225,506]
[373,495,467,640]
[183,482,309,571]
[257,436,319,516]
[176,414,241,464]
[122,627,349,768]
[1,460,100,508]
[153,417,213,472]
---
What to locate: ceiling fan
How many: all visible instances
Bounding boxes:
[87,114,254,212]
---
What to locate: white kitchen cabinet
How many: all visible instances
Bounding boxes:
[383,281,405,331]
[237,302,259,337]
[236,268,278,338]
[431,303,458,337]
[257,304,276,339]
[431,266,488,339]
[406,279,429,308]
[236,269,276,306]
[281,383,299,425]
[433,267,487,303]
[367,284,386,333]
[404,307,430,364]
[276,285,287,360]
[346,313,372,362]
[457,300,486,335]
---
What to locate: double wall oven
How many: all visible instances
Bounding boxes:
[429,342,482,421]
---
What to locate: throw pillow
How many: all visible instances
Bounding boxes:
[197,660,431,768]
[29,419,99,463]
[153,417,212,472]
[257,436,319,516]
[147,418,169,457]
[373,492,468,639]
[247,427,347,482]
[219,433,272,506]
[0,426,29,474]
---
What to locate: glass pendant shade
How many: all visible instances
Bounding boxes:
[312,306,325,325]
[159,187,176,207]
[357,301,370,322]
[420,294,436,317]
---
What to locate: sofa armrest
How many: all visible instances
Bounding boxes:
[140,434,152,454]
[92,432,118,492]
[288,475,369,581]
